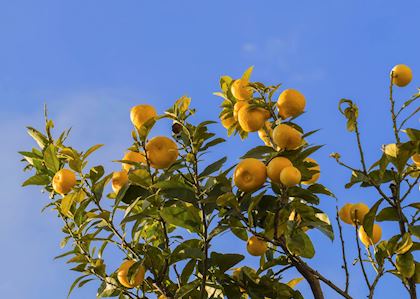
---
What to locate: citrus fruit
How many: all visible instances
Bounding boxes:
[117,260,145,288]
[221,115,235,129]
[122,151,145,172]
[338,203,354,225]
[358,224,382,247]
[267,157,292,183]
[52,169,77,194]
[233,158,267,192]
[301,157,320,185]
[231,78,252,102]
[233,101,248,121]
[145,136,178,169]
[277,89,306,119]
[391,64,412,87]
[350,203,369,224]
[237,104,269,132]
[112,171,129,194]
[272,124,302,150]
[246,236,267,256]
[412,154,420,167]
[280,166,301,187]
[130,104,157,129]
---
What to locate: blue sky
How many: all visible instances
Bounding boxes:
[1,1,419,298]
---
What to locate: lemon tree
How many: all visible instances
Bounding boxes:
[20,66,419,299]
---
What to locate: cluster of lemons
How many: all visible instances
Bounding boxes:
[338,203,382,247]
[220,75,322,258]
[51,104,181,291]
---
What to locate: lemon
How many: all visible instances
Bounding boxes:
[52,169,77,195]
[145,136,178,169]
[272,124,302,150]
[280,166,301,187]
[234,158,267,192]
[117,260,145,288]
[130,104,157,129]
[338,203,354,225]
[350,203,369,224]
[246,236,267,256]
[112,171,129,194]
[391,64,413,87]
[267,157,292,183]
[277,89,306,119]
[122,151,145,172]
[237,104,268,132]
[358,224,382,247]
[231,79,252,101]
[221,115,235,129]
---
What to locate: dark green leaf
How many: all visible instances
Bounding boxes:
[362,199,383,238]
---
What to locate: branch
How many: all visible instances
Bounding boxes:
[354,223,371,289]
[388,74,401,143]
[336,205,350,293]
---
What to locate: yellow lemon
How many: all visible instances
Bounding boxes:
[231,78,252,101]
[302,157,320,185]
[350,203,369,224]
[237,104,268,132]
[280,166,301,187]
[272,124,302,150]
[122,151,146,172]
[267,157,292,183]
[52,169,77,194]
[391,64,413,87]
[117,260,146,288]
[145,136,179,169]
[358,224,382,247]
[246,236,268,256]
[112,171,129,194]
[130,104,157,129]
[412,154,420,167]
[234,158,267,192]
[338,203,354,225]
[277,89,306,119]
[221,115,235,129]
[233,101,248,121]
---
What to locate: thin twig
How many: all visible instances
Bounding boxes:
[354,223,371,289]
[336,205,350,293]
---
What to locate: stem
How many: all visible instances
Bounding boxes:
[336,205,350,293]
[355,223,371,289]
[368,268,384,299]
[388,74,401,143]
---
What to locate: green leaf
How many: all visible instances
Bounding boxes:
[61,193,77,217]
[92,174,112,201]
[286,229,315,258]
[395,233,413,255]
[200,138,225,151]
[153,180,195,202]
[199,157,227,178]
[83,144,104,160]
[160,202,202,233]
[22,174,50,187]
[180,259,196,285]
[406,128,420,141]
[241,66,254,81]
[408,225,420,239]
[376,207,400,222]
[175,279,201,299]
[307,183,335,197]
[210,252,244,273]
[67,275,90,298]
[362,199,383,238]
[27,126,48,149]
[241,146,275,159]
[396,252,415,278]
[229,218,248,241]
[44,144,60,172]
